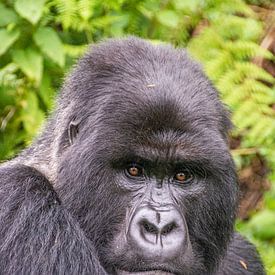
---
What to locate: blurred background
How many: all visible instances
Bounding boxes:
[0,0,274,273]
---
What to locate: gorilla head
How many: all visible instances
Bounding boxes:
[4,37,265,275]
[47,37,237,274]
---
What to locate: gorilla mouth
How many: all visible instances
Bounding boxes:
[116,269,174,275]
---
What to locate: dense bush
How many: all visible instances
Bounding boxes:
[0,0,274,273]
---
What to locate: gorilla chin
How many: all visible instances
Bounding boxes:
[0,37,265,275]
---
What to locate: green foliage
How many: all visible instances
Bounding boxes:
[238,209,275,240]
[0,3,19,26]
[0,0,274,273]
[12,48,43,84]
[33,27,65,67]
[14,0,46,24]
[188,6,275,169]
[0,28,20,55]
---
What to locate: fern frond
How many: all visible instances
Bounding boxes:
[235,62,274,84]
[78,0,94,20]
[226,41,273,60]
[205,51,233,81]
[63,44,88,57]
[52,0,78,30]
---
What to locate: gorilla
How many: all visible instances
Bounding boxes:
[0,37,265,275]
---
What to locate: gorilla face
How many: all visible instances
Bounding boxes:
[56,38,238,274]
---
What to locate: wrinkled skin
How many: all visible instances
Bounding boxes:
[0,37,265,275]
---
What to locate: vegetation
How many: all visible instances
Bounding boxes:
[0,0,274,273]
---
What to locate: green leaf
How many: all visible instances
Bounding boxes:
[33,27,65,67]
[39,73,55,109]
[0,87,16,108]
[0,28,20,56]
[63,44,87,58]
[0,131,18,160]
[265,186,275,210]
[21,92,44,135]
[12,48,43,84]
[172,0,201,12]
[14,0,45,25]
[156,10,179,28]
[247,210,275,240]
[0,3,19,27]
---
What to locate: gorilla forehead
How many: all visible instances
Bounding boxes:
[62,37,230,150]
[64,37,224,115]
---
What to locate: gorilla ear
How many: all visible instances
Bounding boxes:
[68,120,79,145]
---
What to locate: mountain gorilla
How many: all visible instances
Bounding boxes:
[0,37,264,275]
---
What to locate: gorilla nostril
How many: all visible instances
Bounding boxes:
[161,222,177,235]
[140,220,158,235]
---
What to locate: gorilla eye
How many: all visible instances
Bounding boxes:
[126,164,144,178]
[174,171,193,184]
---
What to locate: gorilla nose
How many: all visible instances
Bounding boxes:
[128,207,186,259]
[140,219,177,240]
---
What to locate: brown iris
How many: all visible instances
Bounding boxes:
[127,165,143,177]
[175,171,192,183]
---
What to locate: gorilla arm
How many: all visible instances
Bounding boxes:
[0,164,107,275]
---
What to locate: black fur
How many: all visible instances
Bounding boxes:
[0,37,265,275]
